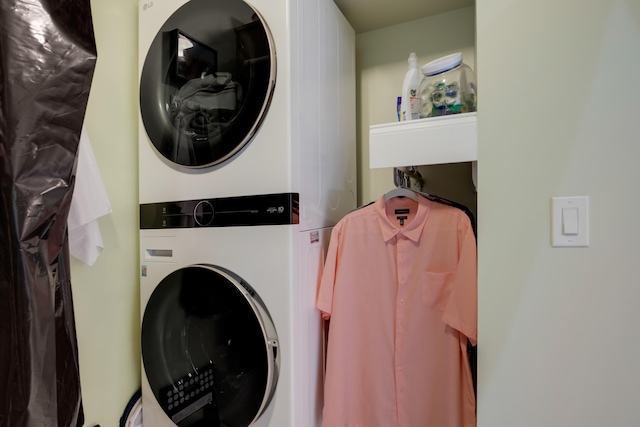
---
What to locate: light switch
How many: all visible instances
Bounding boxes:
[552,196,589,247]
[562,207,578,235]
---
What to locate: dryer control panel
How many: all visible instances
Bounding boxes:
[140,192,299,229]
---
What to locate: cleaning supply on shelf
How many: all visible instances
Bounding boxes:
[400,52,420,121]
[419,52,477,118]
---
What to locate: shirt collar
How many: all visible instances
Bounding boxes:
[374,194,430,243]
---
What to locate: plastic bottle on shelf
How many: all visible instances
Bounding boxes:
[400,52,420,121]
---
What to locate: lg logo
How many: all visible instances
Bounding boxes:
[142,1,154,10]
[266,206,285,214]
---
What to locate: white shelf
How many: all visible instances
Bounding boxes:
[369,112,477,168]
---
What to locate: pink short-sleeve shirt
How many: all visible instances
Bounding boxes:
[317,195,477,427]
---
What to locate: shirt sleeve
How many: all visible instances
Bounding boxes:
[316,225,341,320]
[442,219,477,345]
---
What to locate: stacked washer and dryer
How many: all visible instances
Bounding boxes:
[137,0,355,426]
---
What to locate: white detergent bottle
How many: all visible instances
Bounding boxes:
[400,52,420,121]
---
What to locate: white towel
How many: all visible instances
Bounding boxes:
[68,126,112,266]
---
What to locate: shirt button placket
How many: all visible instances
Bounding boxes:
[395,236,408,427]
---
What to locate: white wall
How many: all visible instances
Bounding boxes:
[356,7,476,206]
[476,0,640,425]
[70,0,140,425]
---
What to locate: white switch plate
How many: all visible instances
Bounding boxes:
[551,196,589,247]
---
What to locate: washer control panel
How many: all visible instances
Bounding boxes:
[140,193,299,229]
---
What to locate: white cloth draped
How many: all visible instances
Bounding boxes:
[68,126,112,266]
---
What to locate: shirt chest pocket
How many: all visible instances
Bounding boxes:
[421,271,455,311]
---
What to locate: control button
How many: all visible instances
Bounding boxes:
[194,201,215,226]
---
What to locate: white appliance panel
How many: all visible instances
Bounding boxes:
[292,227,332,427]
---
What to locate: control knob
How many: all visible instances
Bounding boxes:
[193,201,214,226]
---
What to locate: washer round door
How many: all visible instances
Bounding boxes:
[140,0,276,168]
[142,265,279,427]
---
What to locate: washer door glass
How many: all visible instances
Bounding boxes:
[142,265,279,427]
[140,0,276,168]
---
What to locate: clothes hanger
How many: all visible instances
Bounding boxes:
[383,186,418,202]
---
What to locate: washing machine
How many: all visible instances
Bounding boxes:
[140,193,333,427]
[139,1,355,425]
[138,0,356,230]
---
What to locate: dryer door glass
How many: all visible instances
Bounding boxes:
[140,0,275,168]
[142,265,279,427]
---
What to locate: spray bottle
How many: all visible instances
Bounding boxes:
[400,52,420,121]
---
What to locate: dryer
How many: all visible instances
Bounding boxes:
[138,0,356,230]
[140,193,332,427]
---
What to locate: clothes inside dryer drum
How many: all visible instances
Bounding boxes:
[139,0,276,168]
[142,265,279,427]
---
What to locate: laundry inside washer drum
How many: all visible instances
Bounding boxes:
[139,0,276,168]
[142,265,279,427]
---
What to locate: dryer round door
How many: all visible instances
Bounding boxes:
[141,265,279,427]
[140,0,276,168]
